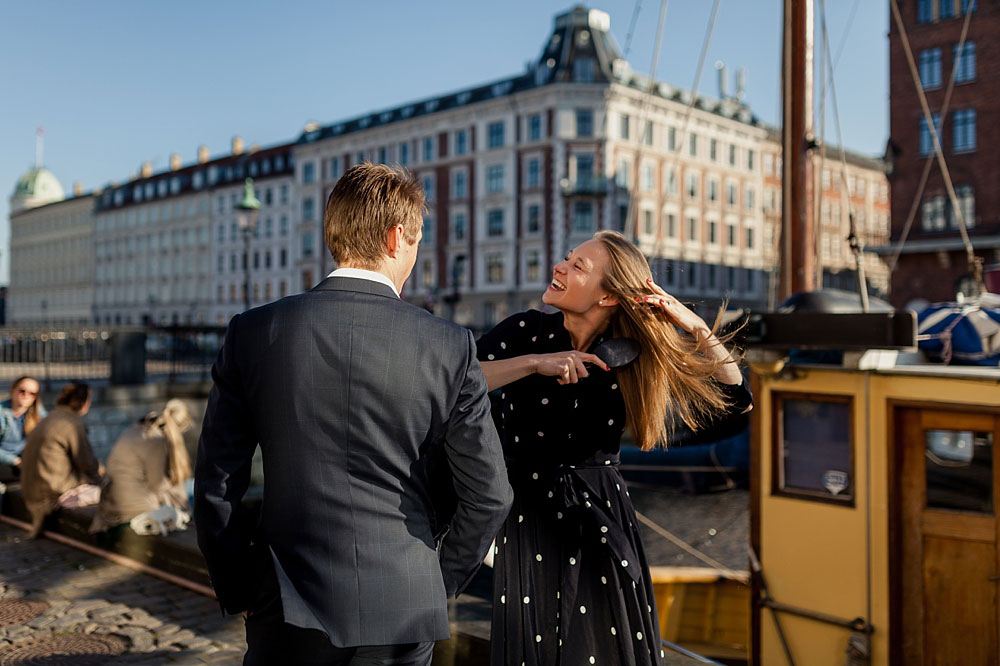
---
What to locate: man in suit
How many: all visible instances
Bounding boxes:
[195,163,512,665]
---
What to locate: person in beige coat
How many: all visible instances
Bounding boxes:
[90,399,193,534]
[20,382,101,537]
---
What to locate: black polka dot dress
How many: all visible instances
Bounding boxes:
[478,310,666,666]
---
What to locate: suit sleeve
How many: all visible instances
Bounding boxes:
[194,314,257,614]
[438,329,514,597]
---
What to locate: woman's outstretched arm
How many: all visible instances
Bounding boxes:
[482,351,609,392]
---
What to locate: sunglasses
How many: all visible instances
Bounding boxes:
[16,388,38,397]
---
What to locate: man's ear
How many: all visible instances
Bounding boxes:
[385,224,403,258]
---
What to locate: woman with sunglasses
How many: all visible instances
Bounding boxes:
[0,376,46,471]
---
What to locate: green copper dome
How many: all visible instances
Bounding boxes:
[10,167,64,213]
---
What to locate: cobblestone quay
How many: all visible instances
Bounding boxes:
[0,523,245,664]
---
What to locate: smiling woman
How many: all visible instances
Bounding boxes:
[478,230,752,666]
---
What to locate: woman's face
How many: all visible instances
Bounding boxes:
[12,379,39,411]
[542,239,612,314]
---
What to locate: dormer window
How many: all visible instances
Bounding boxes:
[573,58,596,82]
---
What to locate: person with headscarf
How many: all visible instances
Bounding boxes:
[90,399,194,534]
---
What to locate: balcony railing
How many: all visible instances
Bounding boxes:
[560,175,613,196]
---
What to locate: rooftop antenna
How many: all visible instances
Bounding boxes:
[35,126,44,168]
[715,60,728,99]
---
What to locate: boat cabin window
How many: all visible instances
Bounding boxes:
[773,393,854,504]
[925,429,993,513]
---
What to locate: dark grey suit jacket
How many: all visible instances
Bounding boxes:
[194,276,512,647]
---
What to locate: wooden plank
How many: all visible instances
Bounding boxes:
[922,511,995,543]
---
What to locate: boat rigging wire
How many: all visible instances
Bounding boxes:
[623,0,671,242]
[888,0,983,290]
[634,508,747,583]
[637,0,722,270]
[817,0,870,312]
[621,0,644,60]
[886,4,974,274]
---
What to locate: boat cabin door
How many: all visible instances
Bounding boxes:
[895,407,1000,664]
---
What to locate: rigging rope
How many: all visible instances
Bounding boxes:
[818,0,870,311]
[887,4,974,274]
[889,0,983,289]
[634,509,748,583]
[621,0,644,60]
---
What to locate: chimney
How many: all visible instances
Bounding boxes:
[232,136,244,155]
[170,153,182,171]
[197,145,209,164]
[73,181,83,196]
[715,61,728,100]
[141,161,153,178]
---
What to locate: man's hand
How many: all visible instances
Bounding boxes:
[533,351,610,385]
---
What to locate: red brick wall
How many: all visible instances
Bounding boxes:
[888,2,1000,305]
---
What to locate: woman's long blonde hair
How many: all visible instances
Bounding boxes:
[595,231,739,450]
[146,399,193,484]
[11,376,43,435]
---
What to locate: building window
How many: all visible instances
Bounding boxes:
[264,217,273,238]
[302,197,315,220]
[487,209,504,237]
[486,165,505,193]
[919,48,942,89]
[455,130,468,155]
[280,248,287,268]
[641,164,655,192]
[707,264,717,289]
[642,121,653,146]
[280,184,289,204]
[917,0,932,22]
[574,202,595,233]
[775,393,854,503]
[303,162,315,184]
[486,254,505,283]
[689,133,698,157]
[454,171,467,198]
[620,114,630,141]
[488,122,505,148]
[527,204,541,233]
[667,213,677,238]
[686,173,698,198]
[746,186,755,211]
[400,142,410,165]
[687,217,698,242]
[453,212,467,241]
[727,224,736,246]
[526,250,541,283]
[529,115,542,141]
[421,217,434,245]
[572,57,595,82]
[729,144,737,165]
[708,220,718,244]
[708,178,718,203]
[302,232,315,258]
[576,109,594,137]
[377,147,387,164]
[667,127,677,151]
[921,195,946,231]
[421,259,434,288]
[953,109,976,152]
[954,42,975,83]
[423,176,434,202]
[747,149,755,171]
[726,183,738,207]
[961,0,977,13]
[423,137,434,162]
[953,185,975,228]
[280,216,288,236]
[746,227,755,249]
[666,168,678,196]
[643,210,654,236]
[710,139,718,161]
[939,0,954,18]
[527,159,541,188]
[919,113,942,156]
[328,157,340,181]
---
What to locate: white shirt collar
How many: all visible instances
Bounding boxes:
[328,267,400,297]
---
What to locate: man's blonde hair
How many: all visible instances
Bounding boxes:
[324,163,425,269]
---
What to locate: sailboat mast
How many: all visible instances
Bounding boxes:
[779,0,816,300]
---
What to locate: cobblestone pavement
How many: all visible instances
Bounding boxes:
[0,523,246,664]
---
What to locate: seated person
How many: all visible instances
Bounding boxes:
[0,376,46,473]
[91,399,193,535]
[20,382,102,537]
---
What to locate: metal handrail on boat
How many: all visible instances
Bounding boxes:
[662,639,725,665]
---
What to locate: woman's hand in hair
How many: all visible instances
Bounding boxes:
[637,278,711,337]
[534,351,610,385]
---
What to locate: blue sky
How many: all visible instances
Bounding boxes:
[1,1,887,284]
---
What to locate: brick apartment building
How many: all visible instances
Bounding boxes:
[884,0,998,307]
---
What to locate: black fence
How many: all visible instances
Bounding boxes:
[0,325,224,388]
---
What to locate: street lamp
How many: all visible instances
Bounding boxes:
[236,177,261,312]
